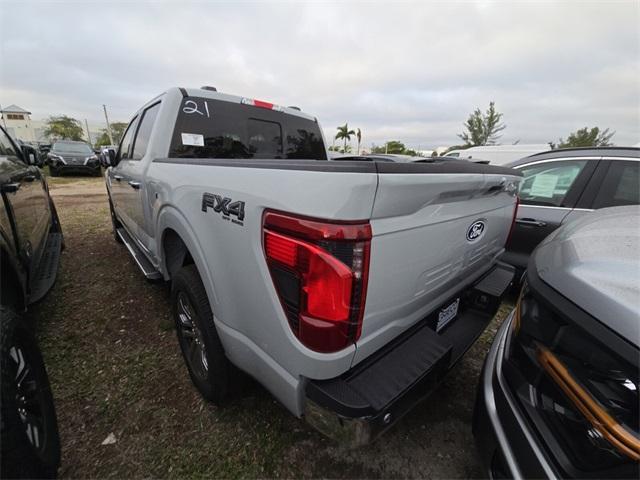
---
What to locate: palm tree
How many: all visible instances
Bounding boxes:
[356,128,362,155]
[335,123,356,153]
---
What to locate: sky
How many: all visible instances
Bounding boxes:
[1,0,639,149]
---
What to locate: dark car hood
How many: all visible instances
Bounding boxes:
[532,205,639,346]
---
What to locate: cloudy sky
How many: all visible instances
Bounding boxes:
[1,0,639,149]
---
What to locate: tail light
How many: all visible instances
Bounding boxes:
[505,196,519,246]
[263,210,371,353]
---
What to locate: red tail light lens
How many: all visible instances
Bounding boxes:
[263,210,371,353]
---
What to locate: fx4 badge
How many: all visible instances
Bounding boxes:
[202,193,245,226]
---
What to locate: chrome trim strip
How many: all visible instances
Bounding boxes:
[513,157,601,169]
[519,205,594,212]
[600,156,640,162]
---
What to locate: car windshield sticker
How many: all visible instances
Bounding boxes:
[181,133,205,147]
[529,173,558,198]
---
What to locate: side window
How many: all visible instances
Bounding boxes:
[132,103,161,160]
[118,116,138,161]
[592,161,640,209]
[0,129,25,175]
[0,129,19,158]
[517,160,588,207]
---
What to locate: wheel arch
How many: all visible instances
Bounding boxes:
[156,206,219,307]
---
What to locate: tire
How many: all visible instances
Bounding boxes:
[108,197,123,244]
[1,306,61,479]
[171,264,233,404]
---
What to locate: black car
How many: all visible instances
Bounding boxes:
[474,206,639,479]
[502,147,639,277]
[46,140,101,176]
[0,125,62,477]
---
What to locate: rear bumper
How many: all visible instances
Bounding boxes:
[304,262,515,446]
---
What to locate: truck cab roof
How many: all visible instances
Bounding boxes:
[163,87,317,123]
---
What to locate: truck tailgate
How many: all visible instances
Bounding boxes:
[353,165,520,365]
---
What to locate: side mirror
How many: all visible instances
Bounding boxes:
[108,149,117,166]
[21,145,37,165]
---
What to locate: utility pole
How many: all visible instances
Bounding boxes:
[102,104,114,145]
[84,119,92,146]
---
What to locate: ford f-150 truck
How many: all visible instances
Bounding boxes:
[105,86,521,445]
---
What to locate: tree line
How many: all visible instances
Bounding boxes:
[43,115,128,146]
[331,101,615,157]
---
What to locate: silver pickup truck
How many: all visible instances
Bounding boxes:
[105,86,521,445]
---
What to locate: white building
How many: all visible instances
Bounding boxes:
[0,105,37,142]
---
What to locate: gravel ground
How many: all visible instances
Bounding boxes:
[30,174,514,478]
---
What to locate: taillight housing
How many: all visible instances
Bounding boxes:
[263,210,371,353]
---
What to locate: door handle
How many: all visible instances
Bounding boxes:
[1,182,21,193]
[516,218,547,227]
[128,181,141,189]
[113,175,123,181]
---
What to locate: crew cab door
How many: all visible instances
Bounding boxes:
[0,127,46,276]
[109,115,138,227]
[503,157,598,270]
[118,101,161,245]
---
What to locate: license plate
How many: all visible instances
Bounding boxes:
[437,298,460,332]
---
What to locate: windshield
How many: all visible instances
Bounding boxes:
[53,142,92,155]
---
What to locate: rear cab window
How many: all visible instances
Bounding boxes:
[169,97,327,160]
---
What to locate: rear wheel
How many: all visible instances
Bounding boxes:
[1,306,61,479]
[171,264,233,404]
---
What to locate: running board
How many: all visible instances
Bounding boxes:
[116,227,162,280]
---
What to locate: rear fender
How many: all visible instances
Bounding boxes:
[156,205,219,308]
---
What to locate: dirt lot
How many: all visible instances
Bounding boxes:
[30,174,514,478]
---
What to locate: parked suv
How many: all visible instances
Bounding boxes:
[47,140,101,176]
[474,206,639,479]
[105,86,521,444]
[502,147,639,277]
[0,125,62,477]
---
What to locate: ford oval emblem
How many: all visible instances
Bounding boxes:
[467,220,485,242]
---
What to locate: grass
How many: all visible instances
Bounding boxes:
[30,181,514,478]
